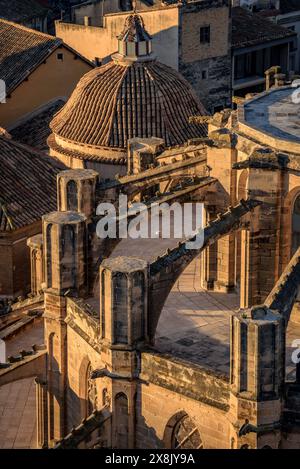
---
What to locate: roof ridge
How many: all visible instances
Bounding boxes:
[0,18,62,43]
[108,65,131,147]
[0,134,65,169]
[0,135,66,231]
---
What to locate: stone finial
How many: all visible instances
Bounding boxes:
[57,169,98,219]
[208,128,237,149]
[230,307,284,399]
[265,66,281,91]
[43,211,87,295]
[127,137,164,175]
[99,256,148,346]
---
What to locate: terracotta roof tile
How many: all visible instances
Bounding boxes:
[10,99,65,150]
[50,60,207,150]
[0,18,62,94]
[0,136,65,231]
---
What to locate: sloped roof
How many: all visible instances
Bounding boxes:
[232,6,296,49]
[0,136,65,232]
[0,0,49,23]
[10,98,65,150]
[0,18,62,94]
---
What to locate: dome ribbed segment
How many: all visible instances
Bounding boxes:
[50,62,126,146]
[50,60,207,149]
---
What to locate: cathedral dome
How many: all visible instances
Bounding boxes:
[49,14,207,171]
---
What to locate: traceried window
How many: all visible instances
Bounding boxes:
[171,415,203,449]
[292,194,300,255]
[86,363,98,417]
[67,180,78,211]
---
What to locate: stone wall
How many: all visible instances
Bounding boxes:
[0,221,41,298]
[136,353,230,449]
[179,3,232,112]
[0,46,92,128]
[56,7,180,68]
[56,2,232,111]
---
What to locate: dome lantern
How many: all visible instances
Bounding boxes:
[49,11,208,173]
[114,12,153,62]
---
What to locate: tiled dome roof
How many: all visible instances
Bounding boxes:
[50,59,207,150]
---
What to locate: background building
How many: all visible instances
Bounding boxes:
[55,0,232,113]
[0,0,50,32]
[0,19,93,128]
[0,133,65,298]
[232,6,296,95]
[233,0,300,73]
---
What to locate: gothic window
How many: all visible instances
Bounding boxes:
[114,393,128,448]
[67,180,78,211]
[46,224,52,288]
[171,414,203,449]
[100,269,106,338]
[85,363,98,417]
[292,194,300,255]
[102,388,110,407]
[61,225,76,289]
[48,332,56,440]
[113,273,128,344]
[132,271,145,340]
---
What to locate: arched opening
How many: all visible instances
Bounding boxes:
[100,269,106,338]
[48,332,57,441]
[82,180,93,215]
[102,388,110,407]
[85,362,97,417]
[67,180,78,211]
[132,271,145,340]
[114,392,129,448]
[46,224,52,288]
[164,411,203,449]
[113,273,128,344]
[61,225,76,290]
[292,193,300,255]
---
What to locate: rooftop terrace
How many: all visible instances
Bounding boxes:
[239,86,300,154]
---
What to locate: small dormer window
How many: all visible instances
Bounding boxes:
[138,41,147,56]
